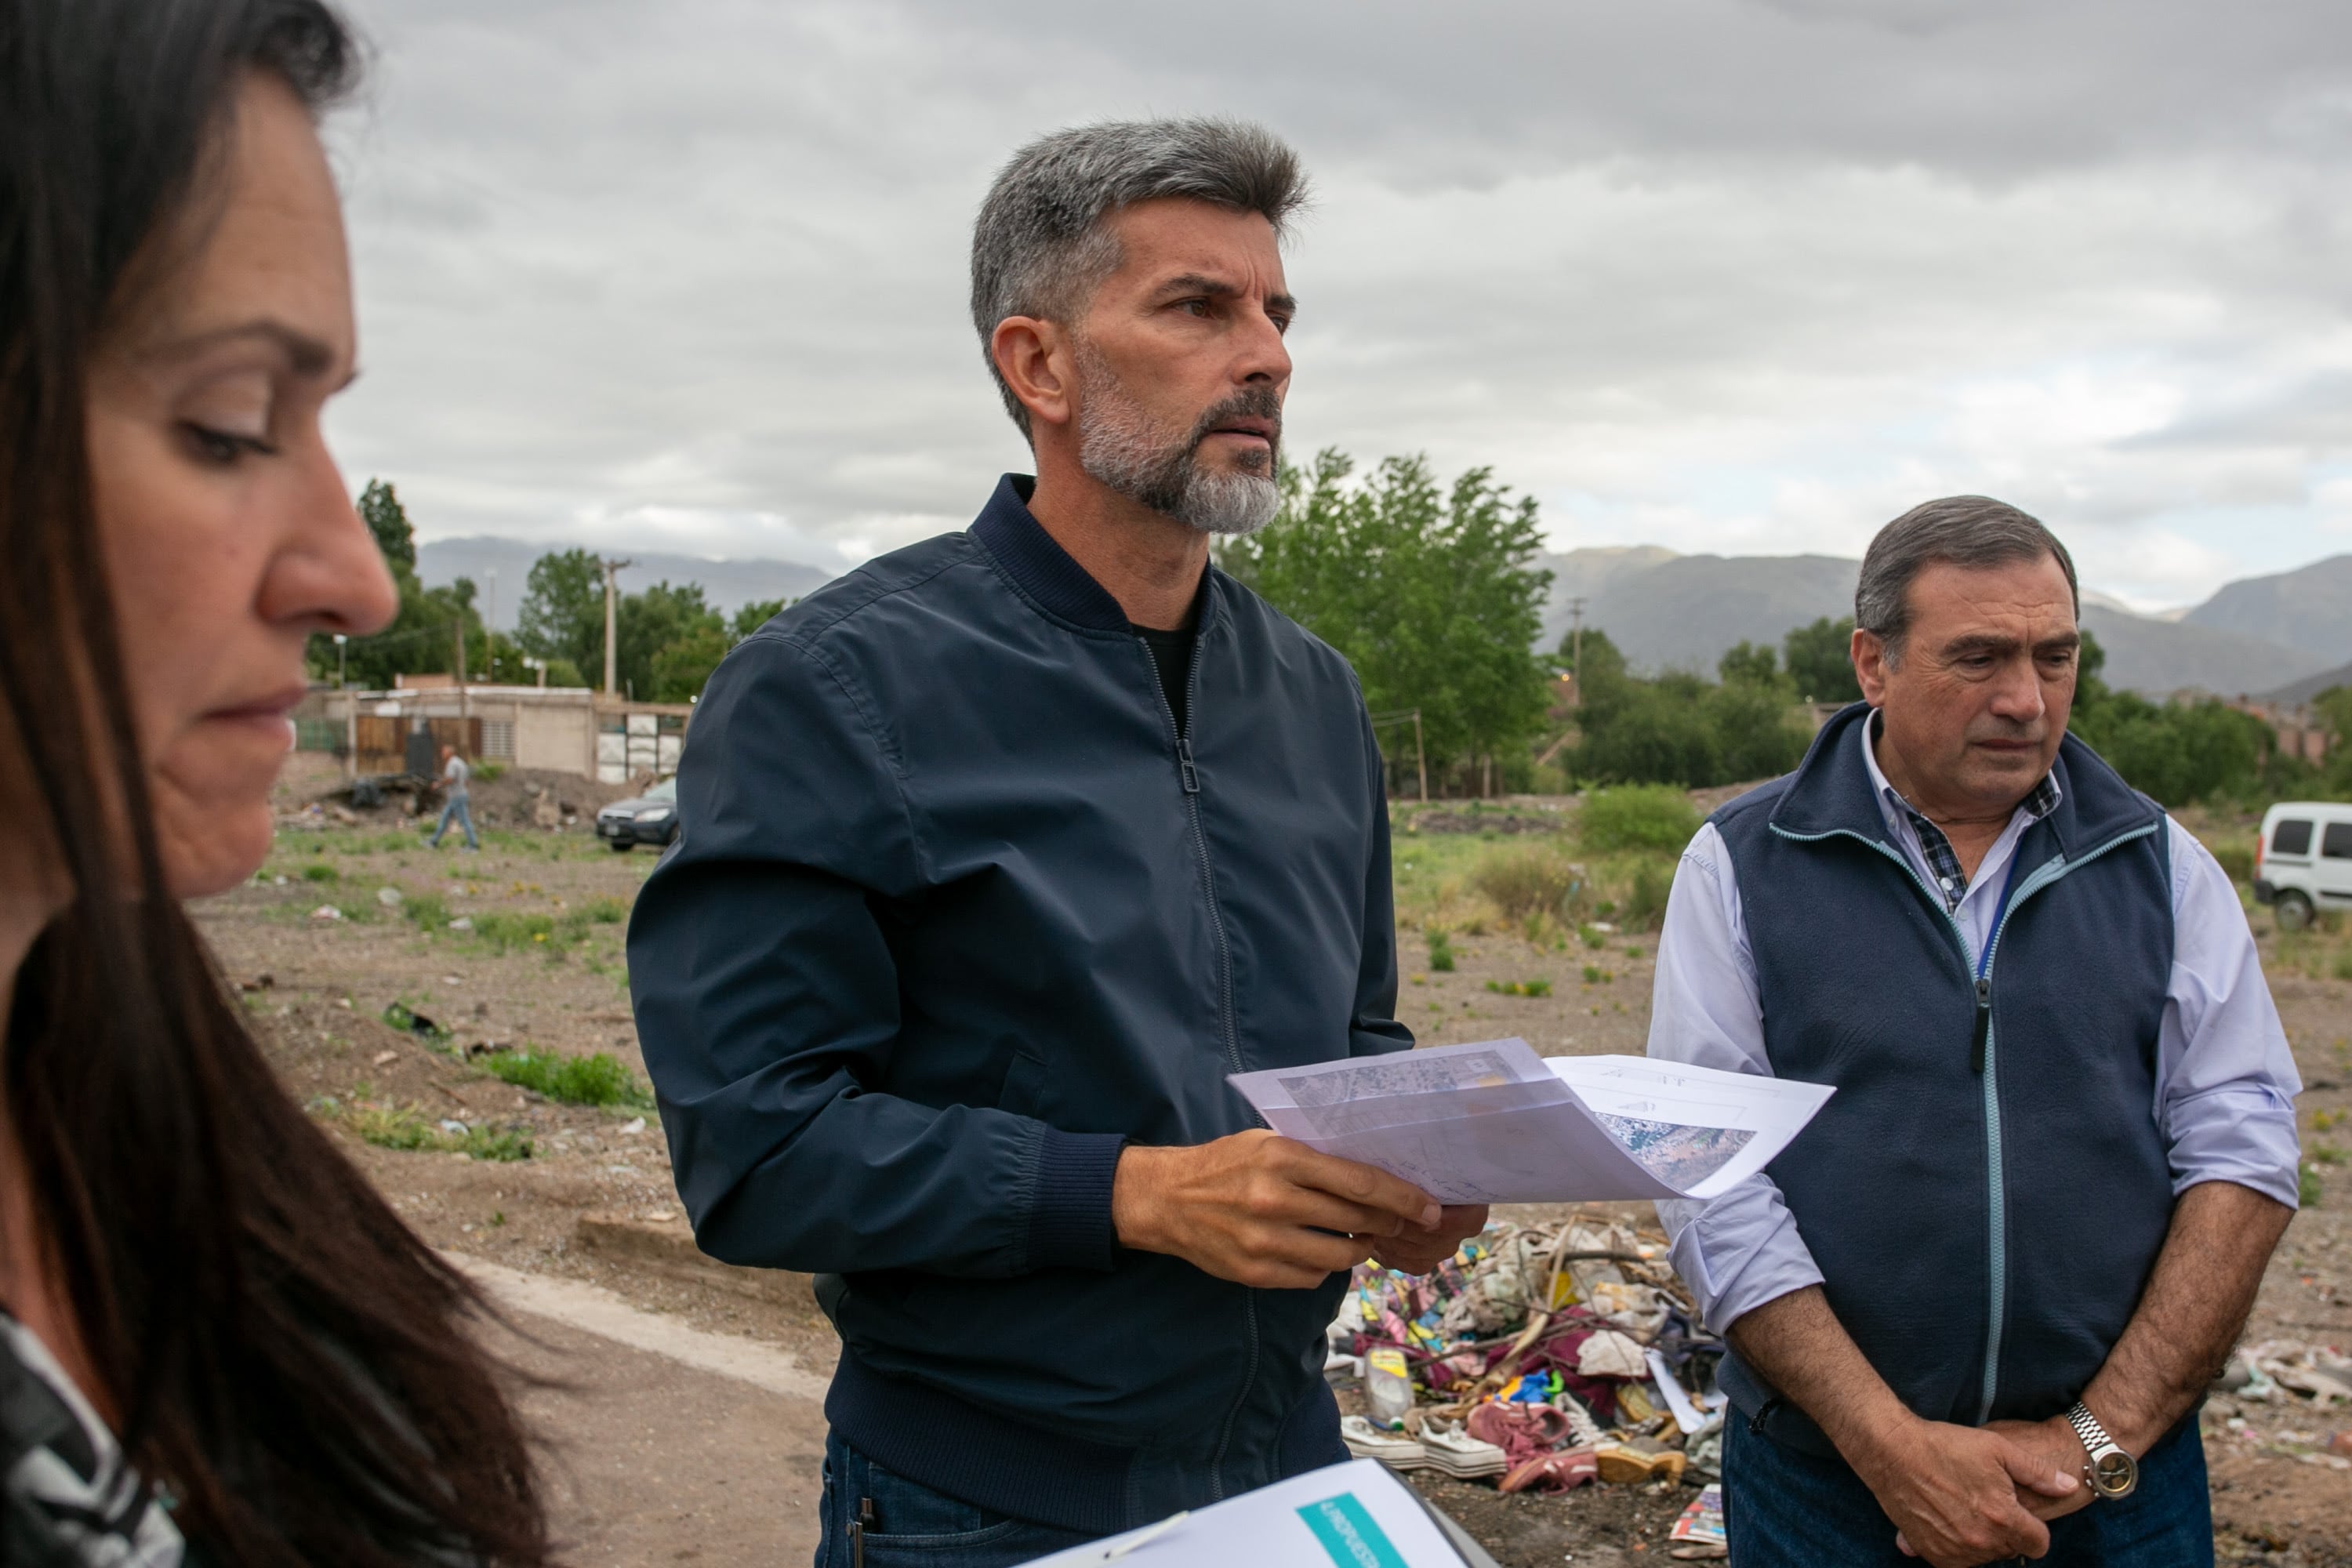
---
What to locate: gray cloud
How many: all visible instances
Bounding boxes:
[326,0,2352,605]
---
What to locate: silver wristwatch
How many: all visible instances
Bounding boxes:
[2064,1402,2138,1500]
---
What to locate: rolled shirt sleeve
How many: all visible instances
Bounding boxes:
[2156,818,2303,1209]
[1646,822,1826,1334]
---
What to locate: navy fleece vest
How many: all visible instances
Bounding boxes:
[1712,704,2175,1452]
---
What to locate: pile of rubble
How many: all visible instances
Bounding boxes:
[1331,1217,1727,1555]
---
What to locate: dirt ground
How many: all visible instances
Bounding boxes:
[192,758,2352,1565]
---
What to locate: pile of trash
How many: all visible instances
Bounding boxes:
[1331,1214,1729,1550]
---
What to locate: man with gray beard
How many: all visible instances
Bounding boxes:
[630,118,1488,1566]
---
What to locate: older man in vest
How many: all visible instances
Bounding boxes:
[1648,497,2300,1567]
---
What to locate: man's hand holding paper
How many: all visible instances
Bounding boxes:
[1229,1037,1832,1207]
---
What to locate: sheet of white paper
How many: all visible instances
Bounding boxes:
[1017,1459,1467,1567]
[1229,1040,1831,1205]
[1645,1347,1707,1435]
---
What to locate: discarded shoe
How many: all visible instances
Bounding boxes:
[1419,1418,1510,1479]
[1500,1445,1598,1494]
[1467,1401,1570,1465]
[1340,1415,1427,1471]
[1594,1441,1686,1486]
[1556,1393,1606,1448]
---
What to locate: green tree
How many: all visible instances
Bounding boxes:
[517,550,607,680]
[359,479,415,572]
[1784,615,1863,704]
[614,581,722,700]
[1224,450,1554,789]
[730,598,793,640]
[1718,641,1781,688]
[651,622,735,702]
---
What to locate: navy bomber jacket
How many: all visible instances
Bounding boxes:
[628,476,1413,1533]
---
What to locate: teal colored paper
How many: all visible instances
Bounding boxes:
[1296,1492,1409,1568]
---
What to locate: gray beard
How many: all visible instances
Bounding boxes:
[1074,347,1279,538]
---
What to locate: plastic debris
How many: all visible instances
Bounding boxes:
[310,905,344,921]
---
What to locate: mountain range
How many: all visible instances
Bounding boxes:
[416,537,834,633]
[420,532,2352,702]
[1535,549,2352,701]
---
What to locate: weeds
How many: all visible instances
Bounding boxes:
[302,863,340,884]
[481,1047,653,1109]
[2301,1162,2323,1207]
[1469,845,1584,923]
[1486,978,1552,997]
[1582,964,1613,985]
[329,1101,532,1161]
[1426,929,1456,972]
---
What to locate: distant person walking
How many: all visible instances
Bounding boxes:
[1648,496,2300,1567]
[428,743,477,850]
[632,118,1484,1566]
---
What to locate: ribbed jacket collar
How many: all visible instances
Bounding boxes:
[1769,700,2158,861]
[968,474,1131,633]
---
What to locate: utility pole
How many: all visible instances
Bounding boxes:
[599,557,631,698]
[485,569,498,681]
[1567,596,1587,692]
[1410,710,1428,804]
[453,612,470,747]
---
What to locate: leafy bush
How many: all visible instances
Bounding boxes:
[1470,845,1584,920]
[1580,786,1700,854]
[481,1047,652,1109]
[1622,859,1673,932]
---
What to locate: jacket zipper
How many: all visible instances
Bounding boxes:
[1138,627,1256,1497]
[1768,818,2159,1425]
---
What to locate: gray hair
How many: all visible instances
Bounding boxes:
[1856,495,2078,660]
[971,118,1308,436]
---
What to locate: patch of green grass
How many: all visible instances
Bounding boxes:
[336,1102,532,1161]
[1427,929,1455,973]
[466,911,557,954]
[2335,951,2352,983]
[1581,964,1613,985]
[1579,924,1607,949]
[481,1047,653,1109]
[1486,978,1552,997]
[1579,786,1700,854]
[2310,1142,2346,1167]
[2300,1161,2323,1207]
[301,862,341,884]
[582,895,629,924]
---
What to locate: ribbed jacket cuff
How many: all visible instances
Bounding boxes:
[1028,1129,1126,1272]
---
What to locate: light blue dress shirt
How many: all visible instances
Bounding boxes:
[1647,717,2303,1334]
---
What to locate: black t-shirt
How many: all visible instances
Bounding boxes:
[1131,622,1196,734]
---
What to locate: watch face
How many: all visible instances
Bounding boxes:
[2092,1450,2138,1495]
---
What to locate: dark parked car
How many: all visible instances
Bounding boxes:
[596,777,679,851]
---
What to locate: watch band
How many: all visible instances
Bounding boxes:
[2064,1401,2138,1500]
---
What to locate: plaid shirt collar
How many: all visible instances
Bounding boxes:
[1862,712,2061,911]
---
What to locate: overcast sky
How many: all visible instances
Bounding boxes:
[325,0,2352,611]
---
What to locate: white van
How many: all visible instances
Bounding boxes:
[2254,801,2352,930]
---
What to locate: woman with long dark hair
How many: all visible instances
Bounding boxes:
[1,2,552,1562]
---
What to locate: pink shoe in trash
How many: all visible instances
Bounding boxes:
[1466,1402,1571,1465]
[1500,1445,1599,1495]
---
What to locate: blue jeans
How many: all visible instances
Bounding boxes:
[430,796,477,849]
[815,1432,1096,1567]
[1724,1411,2212,1566]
